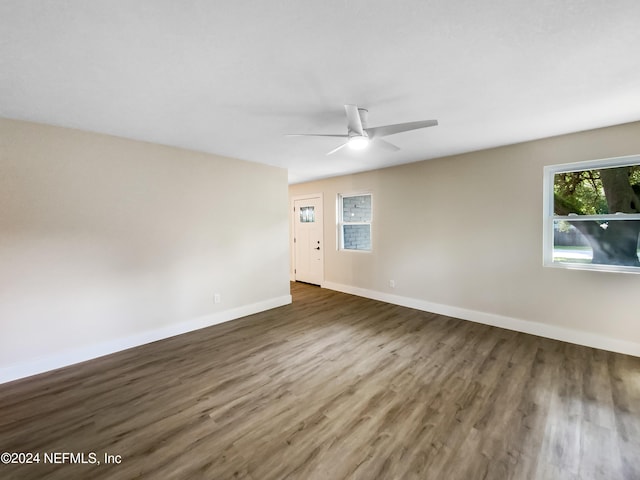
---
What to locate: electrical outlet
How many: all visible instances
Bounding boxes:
[214,293,221,304]
[389,280,396,288]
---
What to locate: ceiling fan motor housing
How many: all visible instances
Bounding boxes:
[348,107,369,139]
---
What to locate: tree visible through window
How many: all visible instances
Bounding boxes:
[544,156,640,272]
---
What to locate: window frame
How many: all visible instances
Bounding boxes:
[337,192,373,252]
[543,154,640,274]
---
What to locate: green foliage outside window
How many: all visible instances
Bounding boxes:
[553,165,640,267]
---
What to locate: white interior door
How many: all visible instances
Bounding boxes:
[293,196,323,285]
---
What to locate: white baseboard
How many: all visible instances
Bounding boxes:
[322,281,640,358]
[0,295,292,385]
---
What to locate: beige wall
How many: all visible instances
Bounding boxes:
[290,121,640,353]
[1,118,290,378]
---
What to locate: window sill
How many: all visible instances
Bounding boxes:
[544,261,640,275]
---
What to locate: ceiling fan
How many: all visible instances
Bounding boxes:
[286,104,438,155]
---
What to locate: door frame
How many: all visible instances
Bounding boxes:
[290,193,324,285]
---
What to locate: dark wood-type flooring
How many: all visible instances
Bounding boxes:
[1,282,639,479]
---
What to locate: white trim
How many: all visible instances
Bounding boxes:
[291,193,325,202]
[554,213,640,221]
[322,281,640,357]
[542,164,553,266]
[0,295,292,385]
[544,261,640,275]
[545,153,640,174]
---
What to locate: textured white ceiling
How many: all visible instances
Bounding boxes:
[2,1,639,183]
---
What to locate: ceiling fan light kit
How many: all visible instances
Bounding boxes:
[286,104,438,156]
[348,136,369,150]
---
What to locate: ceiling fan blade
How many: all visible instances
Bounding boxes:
[366,119,438,138]
[373,138,400,152]
[326,142,349,156]
[344,104,364,136]
[285,134,349,138]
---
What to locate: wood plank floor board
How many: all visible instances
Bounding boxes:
[1,282,639,479]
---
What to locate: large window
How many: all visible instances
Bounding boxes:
[543,155,640,273]
[338,193,372,251]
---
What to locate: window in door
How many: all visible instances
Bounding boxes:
[299,206,315,223]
